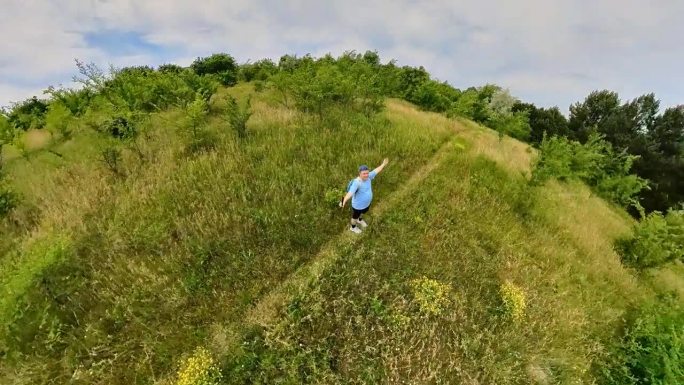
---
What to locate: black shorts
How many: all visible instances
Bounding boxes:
[351,205,370,219]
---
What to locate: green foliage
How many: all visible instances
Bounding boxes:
[489,111,531,141]
[191,53,238,86]
[0,180,18,218]
[324,187,344,209]
[101,146,123,176]
[158,63,184,74]
[101,114,139,140]
[407,80,460,113]
[275,52,385,123]
[512,102,569,146]
[603,297,684,385]
[0,235,73,357]
[44,101,74,140]
[181,95,214,152]
[397,66,430,100]
[7,96,49,130]
[104,66,212,111]
[0,114,17,164]
[44,86,94,116]
[533,133,648,210]
[448,88,479,119]
[569,90,621,143]
[617,210,684,269]
[568,91,684,214]
[224,96,252,138]
[239,59,277,82]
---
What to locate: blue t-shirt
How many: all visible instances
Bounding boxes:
[349,170,377,210]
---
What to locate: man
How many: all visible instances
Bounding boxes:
[341,158,389,233]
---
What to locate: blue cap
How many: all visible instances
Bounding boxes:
[359,165,369,172]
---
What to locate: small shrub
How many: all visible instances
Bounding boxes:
[101,147,123,176]
[324,187,345,209]
[224,96,252,138]
[500,281,526,323]
[533,133,647,210]
[253,80,265,93]
[410,276,451,315]
[176,347,223,385]
[603,297,684,385]
[44,101,74,140]
[179,95,216,153]
[184,95,209,134]
[0,114,18,164]
[102,115,137,140]
[617,210,684,269]
[0,181,18,218]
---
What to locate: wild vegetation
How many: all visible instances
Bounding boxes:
[0,50,682,384]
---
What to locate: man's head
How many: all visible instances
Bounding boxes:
[358,165,370,180]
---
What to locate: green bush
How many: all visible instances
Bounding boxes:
[533,133,648,210]
[0,181,18,218]
[240,59,277,82]
[603,297,684,385]
[280,55,385,121]
[407,80,459,113]
[224,96,252,138]
[191,53,238,86]
[101,114,138,140]
[617,210,684,269]
[7,96,49,130]
[44,86,94,116]
[489,111,531,141]
[44,101,74,140]
[324,187,344,209]
[0,114,17,164]
[101,147,123,176]
[180,94,215,153]
[158,63,184,74]
[103,66,207,111]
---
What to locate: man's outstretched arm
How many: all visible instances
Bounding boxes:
[373,158,389,175]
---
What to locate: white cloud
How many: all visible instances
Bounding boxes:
[0,0,683,110]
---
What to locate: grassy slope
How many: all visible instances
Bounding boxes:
[0,84,679,384]
[219,101,650,384]
[0,86,452,384]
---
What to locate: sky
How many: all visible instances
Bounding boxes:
[1,0,683,112]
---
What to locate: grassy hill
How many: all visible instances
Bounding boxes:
[0,81,681,384]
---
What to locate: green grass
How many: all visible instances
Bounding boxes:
[0,84,453,384]
[0,82,681,384]
[223,147,642,384]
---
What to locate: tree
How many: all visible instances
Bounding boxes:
[398,66,430,102]
[7,96,49,130]
[158,63,184,74]
[240,59,277,82]
[512,102,569,145]
[568,90,620,142]
[191,53,238,86]
[362,50,381,66]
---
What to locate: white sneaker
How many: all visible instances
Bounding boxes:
[357,219,368,228]
[350,226,362,234]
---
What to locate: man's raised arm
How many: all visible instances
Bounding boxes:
[373,158,389,174]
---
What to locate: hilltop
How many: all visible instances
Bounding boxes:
[0,53,683,384]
